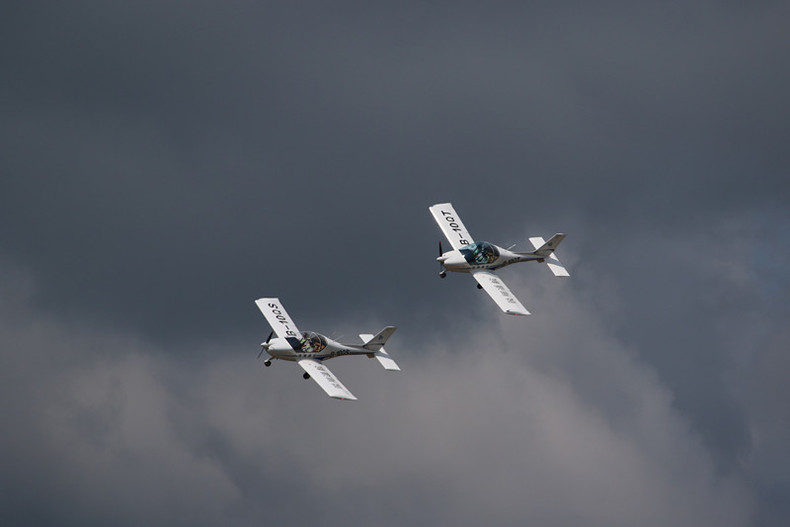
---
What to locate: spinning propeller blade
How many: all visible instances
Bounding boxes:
[438,240,447,278]
[257,330,274,359]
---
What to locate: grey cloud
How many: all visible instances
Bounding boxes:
[0,264,754,526]
[2,2,789,525]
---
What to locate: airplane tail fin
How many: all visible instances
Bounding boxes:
[528,234,570,277]
[359,327,400,371]
[530,233,566,256]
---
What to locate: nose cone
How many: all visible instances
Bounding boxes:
[443,252,467,269]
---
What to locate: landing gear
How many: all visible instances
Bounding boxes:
[264,360,271,367]
[439,270,447,279]
[303,372,311,380]
[477,283,483,289]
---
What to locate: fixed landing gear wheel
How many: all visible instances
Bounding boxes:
[439,271,447,278]
[303,372,311,380]
[264,360,271,367]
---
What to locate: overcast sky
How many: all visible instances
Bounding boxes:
[2,2,789,526]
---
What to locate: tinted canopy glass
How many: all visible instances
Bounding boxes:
[460,241,499,265]
[299,331,327,353]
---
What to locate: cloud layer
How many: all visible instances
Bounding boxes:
[1,263,754,526]
[2,2,789,525]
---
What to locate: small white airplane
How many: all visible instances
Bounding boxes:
[254,297,400,401]
[429,202,569,316]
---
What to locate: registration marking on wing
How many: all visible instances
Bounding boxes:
[472,270,530,316]
[429,202,474,250]
[255,297,301,339]
[298,359,358,401]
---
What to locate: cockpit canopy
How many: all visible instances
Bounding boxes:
[460,241,500,265]
[299,331,327,353]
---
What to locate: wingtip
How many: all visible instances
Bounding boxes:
[254,297,277,305]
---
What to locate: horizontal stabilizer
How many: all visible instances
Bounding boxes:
[375,351,400,371]
[528,235,570,277]
[546,261,570,277]
[360,332,400,371]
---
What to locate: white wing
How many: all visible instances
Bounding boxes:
[254,298,301,339]
[429,202,474,250]
[472,270,530,316]
[298,359,357,401]
[360,333,401,371]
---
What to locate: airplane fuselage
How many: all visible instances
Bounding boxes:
[263,333,372,362]
[438,241,542,274]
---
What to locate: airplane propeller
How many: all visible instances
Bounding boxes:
[438,240,447,278]
[257,330,274,359]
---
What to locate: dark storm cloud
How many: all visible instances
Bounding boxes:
[3,1,788,340]
[2,1,789,525]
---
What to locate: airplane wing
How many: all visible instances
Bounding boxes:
[298,359,358,401]
[254,298,301,339]
[429,202,475,250]
[472,270,530,316]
